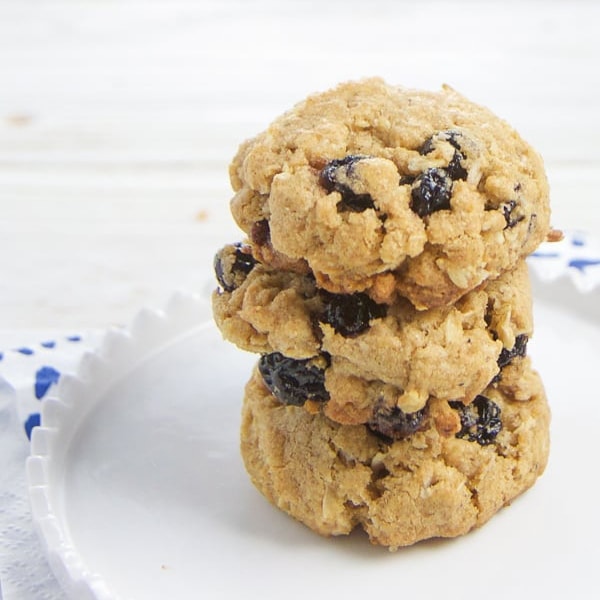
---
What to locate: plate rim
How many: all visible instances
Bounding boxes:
[26,291,213,600]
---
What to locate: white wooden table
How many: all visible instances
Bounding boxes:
[1,0,599,341]
[1,1,599,597]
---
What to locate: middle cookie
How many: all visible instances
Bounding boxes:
[213,244,532,418]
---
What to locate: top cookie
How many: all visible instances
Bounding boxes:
[229,78,551,309]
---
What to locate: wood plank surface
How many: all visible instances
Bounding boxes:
[0,0,598,334]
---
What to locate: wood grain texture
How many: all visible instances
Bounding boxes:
[0,0,598,334]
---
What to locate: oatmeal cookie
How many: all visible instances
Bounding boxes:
[213,245,533,416]
[240,359,550,549]
[229,78,551,309]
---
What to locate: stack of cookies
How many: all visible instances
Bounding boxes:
[212,79,556,549]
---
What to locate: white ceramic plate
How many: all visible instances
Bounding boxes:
[27,277,600,600]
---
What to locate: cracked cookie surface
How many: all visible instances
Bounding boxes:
[213,251,533,417]
[229,78,551,309]
[240,359,550,549]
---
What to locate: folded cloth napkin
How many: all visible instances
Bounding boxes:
[0,331,102,600]
[529,229,600,290]
[0,333,103,440]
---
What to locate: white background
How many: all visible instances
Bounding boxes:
[1,0,599,340]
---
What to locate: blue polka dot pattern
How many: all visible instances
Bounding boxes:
[568,258,600,272]
[531,251,560,259]
[24,412,41,439]
[34,365,61,400]
[0,330,95,440]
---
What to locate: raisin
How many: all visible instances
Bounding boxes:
[446,151,468,181]
[410,168,453,217]
[368,402,427,441]
[258,352,330,407]
[399,174,416,186]
[419,130,467,181]
[319,291,387,337]
[449,395,502,445]
[251,219,270,246]
[497,334,528,368]
[502,200,525,229]
[319,155,366,192]
[214,243,257,292]
[420,130,463,154]
[319,155,376,213]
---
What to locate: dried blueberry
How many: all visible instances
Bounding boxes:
[497,334,529,368]
[258,352,330,407]
[419,130,467,181]
[214,243,257,292]
[502,200,525,229]
[319,155,367,192]
[449,396,502,445]
[319,291,387,337]
[410,168,453,217]
[319,155,376,213]
[419,130,463,155]
[446,151,468,181]
[368,402,427,441]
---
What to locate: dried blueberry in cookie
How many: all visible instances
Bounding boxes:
[258,352,330,407]
[497,334,529,368]
[446,150,468,181]
[419,130,463,154]
[214,243,257,292]
[399,174,416,186]
[419,130,468,181]
[449,395,502,445]
[318,291,387,337]
[502,200,526,229]
[319,155,376,213]
[368,401,427,441]
[410,168,453,217]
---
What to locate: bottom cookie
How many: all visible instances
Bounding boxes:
[240,363,550,549]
